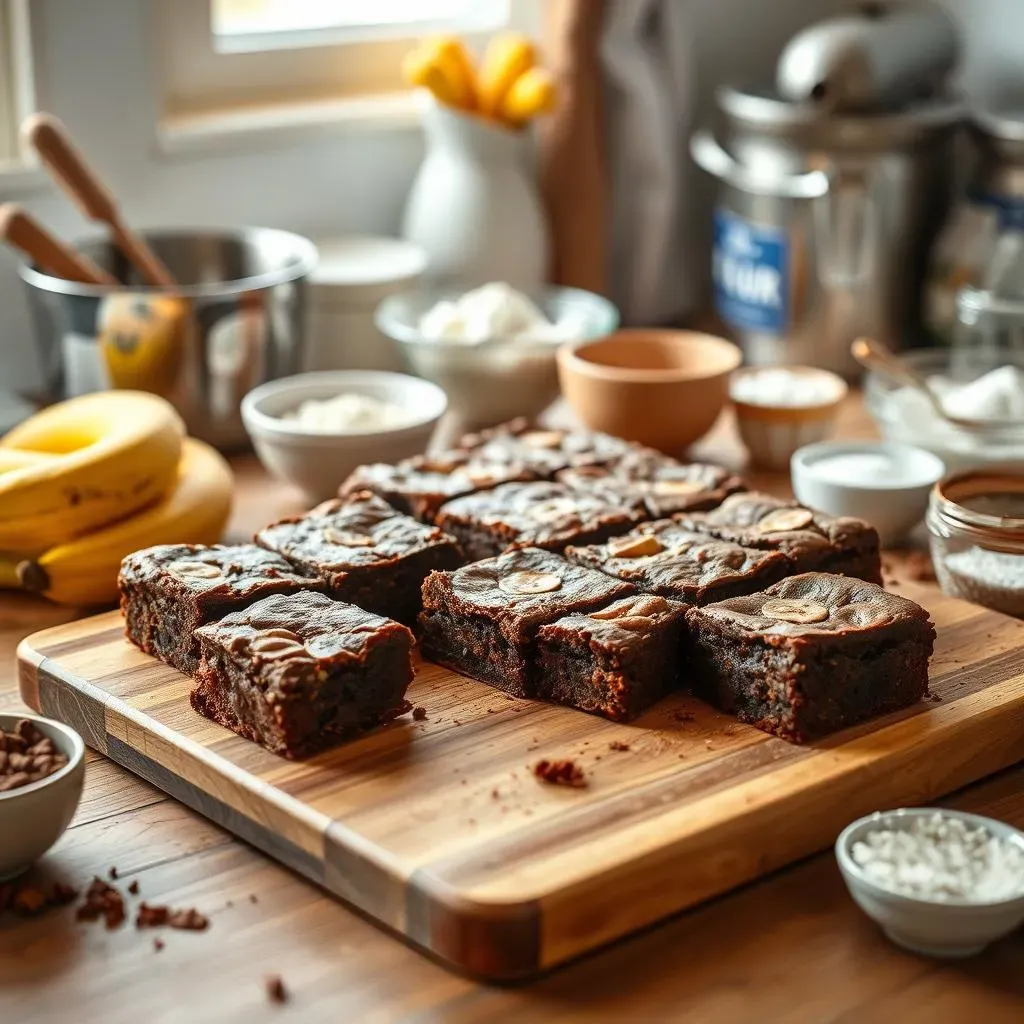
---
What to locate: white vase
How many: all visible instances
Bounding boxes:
[402,93,550,290]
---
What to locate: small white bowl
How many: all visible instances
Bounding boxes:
[0,712,85,880]
[242,370,448,502]
[836,808,1024,958]
[791,440,945,547]
[730,366,848,471]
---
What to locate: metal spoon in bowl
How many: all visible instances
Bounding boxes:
[851,337,1019,436]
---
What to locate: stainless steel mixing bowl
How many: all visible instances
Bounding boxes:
[20,227,317,450]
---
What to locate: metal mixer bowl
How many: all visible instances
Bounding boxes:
[20,227,318,450]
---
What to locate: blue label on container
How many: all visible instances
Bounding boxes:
[969,188,1024,232]
[713,209,788,335]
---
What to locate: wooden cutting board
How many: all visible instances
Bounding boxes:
[18,584,1024,979]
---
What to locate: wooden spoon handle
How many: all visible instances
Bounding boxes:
[22,113,177,288]
[851,336,948,419]
[0,204,116,285]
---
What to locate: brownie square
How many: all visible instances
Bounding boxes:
[419,547,635,697]
[339,449,536,522]
[255,492,462,626]
[676,492,882,583]
[119,544,323,676]
[435,481,649,561]
[457,419,635,477]
[559,448,746,518]
[535,594,687,721]
[192,591,415,759]
[685,573,935,743]
[566,520,790,605]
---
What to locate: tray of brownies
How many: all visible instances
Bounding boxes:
[18,418,1024,979]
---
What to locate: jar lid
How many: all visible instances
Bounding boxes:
[969,107,1024,161]
[310,236,427,307]
[931,467,1024,552]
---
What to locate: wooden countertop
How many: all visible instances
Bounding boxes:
[2,398,1024,1022]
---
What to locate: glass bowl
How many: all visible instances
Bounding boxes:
[863,349,1024,473]
[375,286,619,427]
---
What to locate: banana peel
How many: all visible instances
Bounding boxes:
[1,437,233,607]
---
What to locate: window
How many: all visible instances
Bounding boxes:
[0,0,34,167]
[157,0,534,126]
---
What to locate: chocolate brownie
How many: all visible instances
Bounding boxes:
[255,492,461,625]
[119,544,323,676]
[535,594,687,721]
[559,449,746,518]
[192,591,415,759]
[419,547,635,697]
[435,481,649,561]
[676,492,882,583]
[339,449,536,522]
[685,573,935,743]
[566,520,790,605]
[457,420,635,477]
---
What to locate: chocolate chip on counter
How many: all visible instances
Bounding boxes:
[127,880,140,896]
[108,866,118,880]
[411,706,428,721]
[609,741,631,752]
[265,975,288,1004]
[153,938,165,952]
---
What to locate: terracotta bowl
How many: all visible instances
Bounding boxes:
[557,329,742,450]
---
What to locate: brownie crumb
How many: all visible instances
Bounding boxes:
[153,938,165,952]
[136,902,170,928]
[12,886,47,916]
[49,882,79,906]
[127,880,140,896]
[905,551,936,582]
[169,908,209,931]
[927,692,943,703]
[412,706,428,721]
[108,867,118,881]
[609,740,631,752]
[533,759,586,787]
[266,974,288,1004]
[491,788,500,799]
[76,877,126,929]
[249,894,259,904]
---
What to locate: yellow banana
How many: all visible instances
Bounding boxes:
[0,390,185,551]
[404,37,478,111]
[499,67,558,126]
[1,437,233,607]
[477,33,535,117]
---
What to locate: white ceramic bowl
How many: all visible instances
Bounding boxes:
[836,808,1024,958]
[376,286,619,427]
[241,371,448,502]
[730,365,848,471]
[791,440,945,547]
[0,712,85,880]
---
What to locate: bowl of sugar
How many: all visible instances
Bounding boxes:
[836,808,1024,958]
[791,441,945,547]
[730,365,848,470]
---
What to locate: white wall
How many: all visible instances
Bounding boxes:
[0,0,1019,392]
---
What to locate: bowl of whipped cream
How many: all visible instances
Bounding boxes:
[376,282,619,426]
[865,350,1024,472]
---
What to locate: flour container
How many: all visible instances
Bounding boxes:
[691,89,962,377]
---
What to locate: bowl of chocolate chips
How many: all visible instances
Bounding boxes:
[0,713,85,879]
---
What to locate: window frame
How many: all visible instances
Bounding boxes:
[156,0,539,121]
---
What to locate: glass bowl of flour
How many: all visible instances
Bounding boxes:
[864,350,1024,472]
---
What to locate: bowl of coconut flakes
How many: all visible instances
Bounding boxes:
[835,807,1024,958]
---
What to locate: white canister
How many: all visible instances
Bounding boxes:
[304,236,427,373]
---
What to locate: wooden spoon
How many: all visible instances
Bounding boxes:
[0,204,117,285]
[22,113,177,287]
[851,337,1014,434]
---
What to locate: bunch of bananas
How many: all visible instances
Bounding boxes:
[403,33,557,128]
[0,391,233,606]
